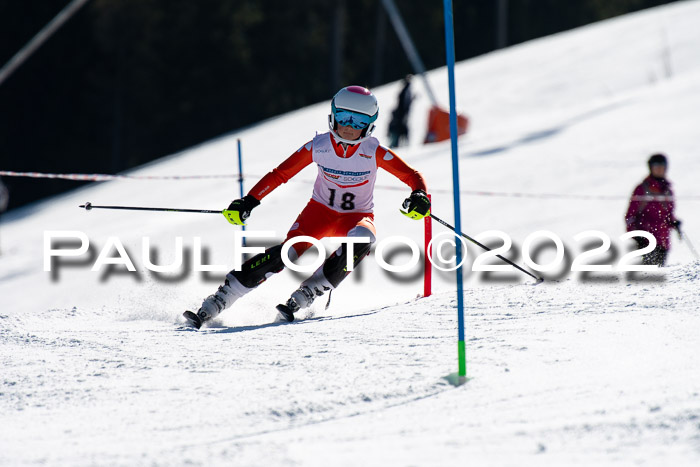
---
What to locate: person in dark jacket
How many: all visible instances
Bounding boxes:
[625,154,680,266]
[388,75,414,148]
[0,178,8,213]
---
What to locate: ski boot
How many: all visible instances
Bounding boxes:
[276,284,330,322]
[183,293,226,329]
[183,276,250,329]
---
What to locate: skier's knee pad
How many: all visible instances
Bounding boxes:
[348,225,376,244]
[231,244,285,288]
[322,238,373,289]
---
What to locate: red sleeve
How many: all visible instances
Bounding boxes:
[376,146,427,192]
[248,142,314,201]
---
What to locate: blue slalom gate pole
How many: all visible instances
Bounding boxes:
[237,139,246,246]
[443,0,467,385]
[237,139,245,202]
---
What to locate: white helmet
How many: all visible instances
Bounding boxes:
[328,85,379,144]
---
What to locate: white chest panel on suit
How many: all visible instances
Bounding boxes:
[311,132,379,213]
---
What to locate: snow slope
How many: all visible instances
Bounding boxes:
[2,2,700,465]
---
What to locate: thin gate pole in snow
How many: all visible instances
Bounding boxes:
[237,139,246,246]
[443,0,467,386]
[424,194,432,298]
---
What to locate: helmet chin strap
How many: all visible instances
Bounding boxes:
[328,114,375,144]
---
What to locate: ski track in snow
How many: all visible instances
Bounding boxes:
[3,1,700,465]
[2,264,700,465]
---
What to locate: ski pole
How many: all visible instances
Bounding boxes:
[677,225,700,259]
[79,202,222,214]
[430,213,544,284]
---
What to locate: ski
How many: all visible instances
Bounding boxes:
[182,310,203,329]
[275,303,295,323]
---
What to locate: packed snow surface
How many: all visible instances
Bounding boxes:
[2,2,700,465]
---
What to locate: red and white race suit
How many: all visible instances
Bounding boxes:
[247,131,427,254]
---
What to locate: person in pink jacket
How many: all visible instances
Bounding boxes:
[625,154,681,266]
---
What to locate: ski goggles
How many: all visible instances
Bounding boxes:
[333,107,377,130]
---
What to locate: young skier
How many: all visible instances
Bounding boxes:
[184,85,430,328]
[625,153,681,266]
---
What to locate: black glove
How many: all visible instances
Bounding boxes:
[671,219,682,230]
[223,195,260,225]
[401,189,431,220]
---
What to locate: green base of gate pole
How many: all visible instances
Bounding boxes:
[444,340,468,387]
